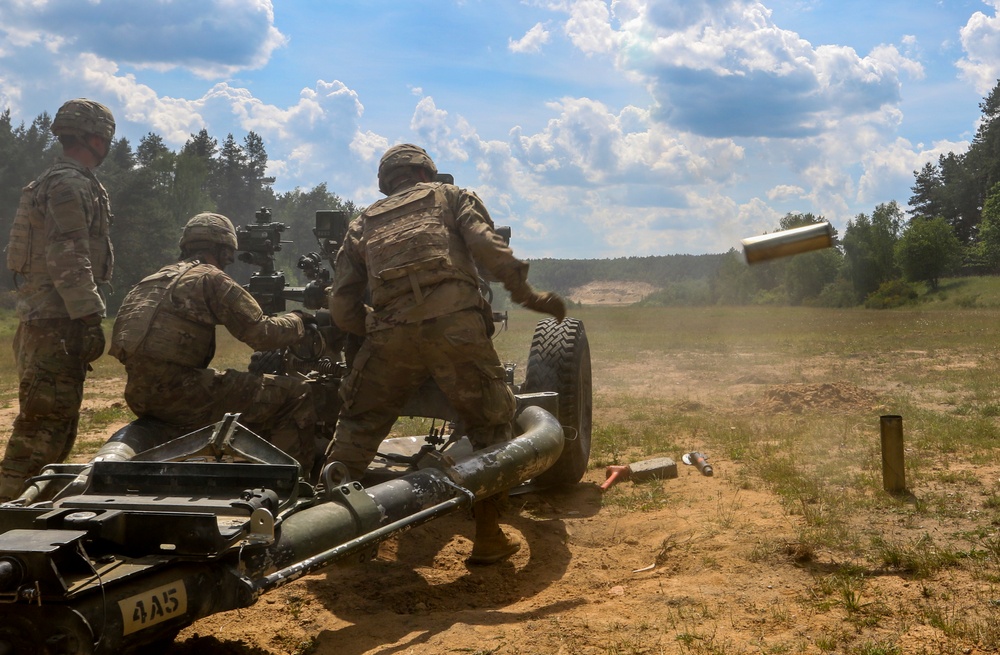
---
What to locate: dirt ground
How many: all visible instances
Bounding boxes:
[566,281,658,306]
[150,374,916,655]
[0,303,992,655]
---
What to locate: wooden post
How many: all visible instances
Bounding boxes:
[880,415,906,493]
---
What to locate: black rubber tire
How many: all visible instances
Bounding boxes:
[521,317,592,486]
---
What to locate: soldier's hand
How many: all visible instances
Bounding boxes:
[78,316,105,363]
[522,291,566,322]
[289,310,318,327]
[249,349,285,376]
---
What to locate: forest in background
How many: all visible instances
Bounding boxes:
[514,78,1000,310]
[5,80,1000,312]
[0,113,355,313]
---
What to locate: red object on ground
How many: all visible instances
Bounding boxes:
[600,464,631,491]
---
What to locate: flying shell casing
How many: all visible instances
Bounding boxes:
[741,221,835,265]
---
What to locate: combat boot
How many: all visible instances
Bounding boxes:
[467,495,521,565]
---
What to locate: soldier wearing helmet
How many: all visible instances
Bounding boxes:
[326,143,566,564]
[0,99,117,501]
[108,212,320,476]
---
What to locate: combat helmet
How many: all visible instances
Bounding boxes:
[377,143,437,194]
[51,99,116,141]
[179,212,238,252]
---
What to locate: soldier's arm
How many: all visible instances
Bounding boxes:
[205,272,306,351]
[328,221,369,336]
[452,188,533,301]
[44,176,106,319]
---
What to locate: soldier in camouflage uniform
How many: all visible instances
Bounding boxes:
[0,99,116,501]
[110,213,319,475]
[326,144,566,564]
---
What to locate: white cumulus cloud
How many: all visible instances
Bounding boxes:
[957,0,1000,94]
[509,23,551,53]
[0,0,286,79]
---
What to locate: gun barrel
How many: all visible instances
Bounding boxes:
[0,405,564,655]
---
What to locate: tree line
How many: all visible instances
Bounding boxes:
[5,81,1000,313]
[528,202,959,309]
[0,109,357,313]
[538,81,1000,309]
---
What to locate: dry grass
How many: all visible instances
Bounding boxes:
[164,299,1000,652]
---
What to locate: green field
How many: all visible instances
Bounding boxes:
[4,279,1000,650]
[490,297,1000,648]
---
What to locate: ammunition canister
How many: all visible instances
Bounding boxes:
[741,221,835,264]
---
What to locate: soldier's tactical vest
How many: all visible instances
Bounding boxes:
[110,261,216,368]
[362,183,479,308]
[7,161,113,282]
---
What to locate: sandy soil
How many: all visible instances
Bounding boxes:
[166,374,987,655]
[0,326,993,654]
[566,281,658,306]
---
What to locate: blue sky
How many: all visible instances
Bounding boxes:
[1,0,997,259]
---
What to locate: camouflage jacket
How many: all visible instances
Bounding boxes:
[110,260,304,368]
[6,156,114,321]
[330,181,530,335]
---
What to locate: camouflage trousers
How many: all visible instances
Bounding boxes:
[122,358,318,474]
[327,308,516,480]
[0,318,91,500]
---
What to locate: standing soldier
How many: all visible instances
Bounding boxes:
[109,213,319,476]
[326,143,566,564]
[0,99,116,501]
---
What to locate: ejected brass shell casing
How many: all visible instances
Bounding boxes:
[741,221,835,264]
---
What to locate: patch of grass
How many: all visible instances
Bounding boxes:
[714,490,743,529]
[270,633,316,655]
[80,402,135,432]
[601,479,673,513]
[848,641,901,655]
[12,297,1000,652]
[815,633,845,652]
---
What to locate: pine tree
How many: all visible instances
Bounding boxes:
[908,162,944,220]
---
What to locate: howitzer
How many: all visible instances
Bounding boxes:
[0,196,594,653]
[0,402,564,655]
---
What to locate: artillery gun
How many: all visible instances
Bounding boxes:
[0,204,592,655]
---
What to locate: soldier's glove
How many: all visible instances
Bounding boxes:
[249,349,285,376]
[521,291,567,322]
[78,315,105,364]
[289,310,318,327]
[302,279,329,311]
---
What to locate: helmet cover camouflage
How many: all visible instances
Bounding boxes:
[377,143,437,194]
[179,212,238,252]
[51,99,116,141]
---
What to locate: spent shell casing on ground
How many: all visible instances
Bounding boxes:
[741,221,835,264]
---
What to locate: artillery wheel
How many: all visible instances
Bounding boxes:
[521,317,592,486]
